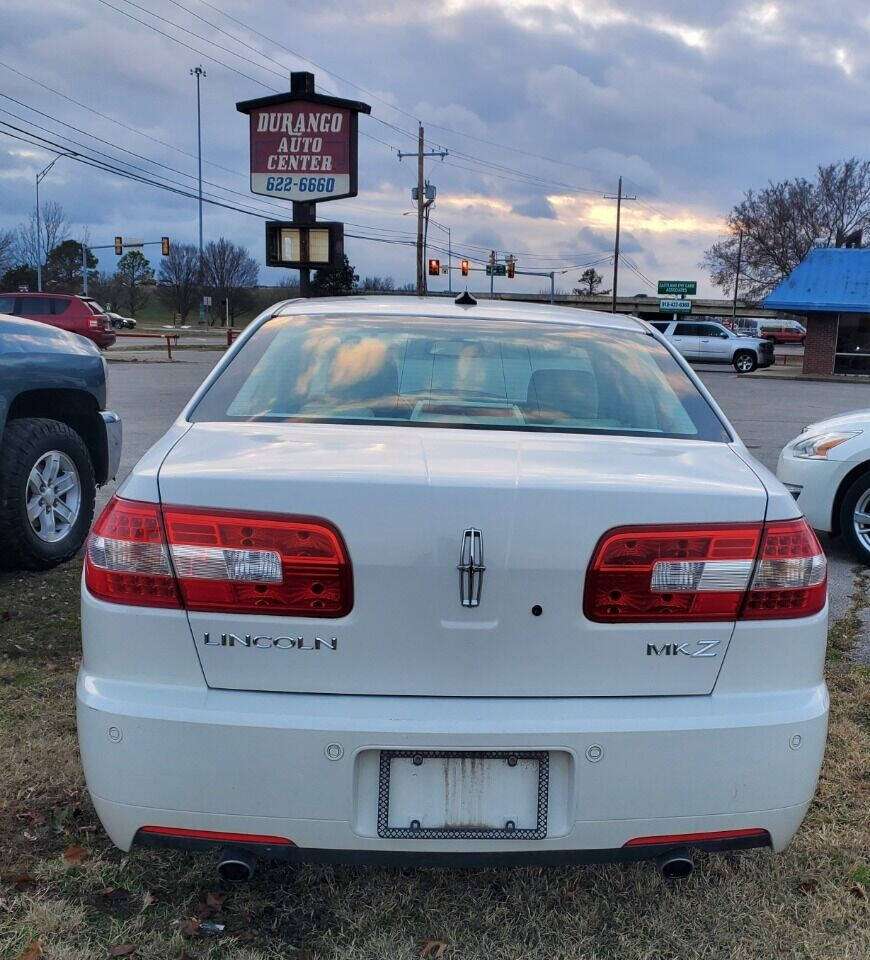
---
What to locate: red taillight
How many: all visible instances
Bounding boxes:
[85,498,181,608]
[584,518,825,623]
[624,828,769,847]
[85,497,352,617]
[140,826,293,845]
[162,505,352,617]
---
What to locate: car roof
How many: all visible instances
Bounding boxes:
[273,295,648,332]
[2,291,74,299]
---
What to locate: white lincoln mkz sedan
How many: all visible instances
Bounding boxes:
[78,296,829,880]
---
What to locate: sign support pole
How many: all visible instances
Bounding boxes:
[293,200,316,296]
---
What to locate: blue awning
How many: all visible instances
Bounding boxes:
[763,248,870,313]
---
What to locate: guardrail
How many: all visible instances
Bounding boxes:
[112,331,180,360]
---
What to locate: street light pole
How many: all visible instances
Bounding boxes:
[191,65,206,325]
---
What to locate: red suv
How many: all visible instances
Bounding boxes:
[0,292,116,348]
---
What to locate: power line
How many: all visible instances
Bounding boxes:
[190,0,620,187]
[96,0,608,198]
[0,58,243,178]
[94,0,399,156]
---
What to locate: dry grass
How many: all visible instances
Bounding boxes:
[0,560,867,960]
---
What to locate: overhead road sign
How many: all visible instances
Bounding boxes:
[657,280,697,296]
[486,264,507,277]
[659,298,692,314]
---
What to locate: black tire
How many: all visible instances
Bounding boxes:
[733,350,758,373]
[838,471,870,565]
[0,417,96,570]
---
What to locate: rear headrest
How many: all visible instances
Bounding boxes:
[526,368,599,422]
[330,355,399,406]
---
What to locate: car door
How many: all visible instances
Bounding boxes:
[698,323,732,362]
[669,322,700,360]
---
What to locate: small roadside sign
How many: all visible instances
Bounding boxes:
[486,264,507,277]
[659,298,692,314]
[657,280,697,296]
[202,295,213,307]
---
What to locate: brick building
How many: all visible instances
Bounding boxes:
[764,248,870,376]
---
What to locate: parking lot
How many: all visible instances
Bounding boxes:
[1,352,867,960]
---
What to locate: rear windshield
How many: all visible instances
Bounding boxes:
[191,314,729,441]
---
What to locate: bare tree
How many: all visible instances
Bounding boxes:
[0,228,15,277]
[702,158,870,300]
[14,201,70,269]
[89,271,123,310]
[573,268,609,296]
[115,250,155,317]
[157,242,200,323]
[201,237,259,323]
[361,275,395,291]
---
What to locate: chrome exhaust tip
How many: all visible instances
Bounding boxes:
[656,846,694,880]
[217,848,256,882]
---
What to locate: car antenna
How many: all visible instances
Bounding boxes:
[454,290,477,306]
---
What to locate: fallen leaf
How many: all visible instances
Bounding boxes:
[15,939,44,960]
[850,885,867,900]
[180,917,201,938]
[800,879,818,895]
[205,891,225,910]
[420,939,449,958]
[62,844,88,865]
[11,874,35,888]
[107,946,136,957]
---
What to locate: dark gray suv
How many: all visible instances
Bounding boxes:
[0,315,121,569]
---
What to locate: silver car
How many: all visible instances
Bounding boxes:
[650,320,774,373]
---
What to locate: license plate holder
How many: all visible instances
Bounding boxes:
[377,750,549,840]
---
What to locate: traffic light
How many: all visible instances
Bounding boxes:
[161,236,170,256]
[460,259,470,277]
[428,258,441,276]
[507,259,516,279]
[114,236,123,255]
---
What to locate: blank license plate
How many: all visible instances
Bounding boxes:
[377,750,548,840]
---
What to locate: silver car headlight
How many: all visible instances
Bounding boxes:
[792,430,861,459]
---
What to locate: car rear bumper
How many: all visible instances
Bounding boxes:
[77,673,828,860]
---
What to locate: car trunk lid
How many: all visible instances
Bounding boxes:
[157,422,768,697]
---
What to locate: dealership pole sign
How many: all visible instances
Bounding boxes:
[237,72,370,286]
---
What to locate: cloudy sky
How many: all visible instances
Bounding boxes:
[1,0,867,295]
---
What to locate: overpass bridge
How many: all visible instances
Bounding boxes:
[488,293,791,320]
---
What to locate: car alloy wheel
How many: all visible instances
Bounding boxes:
[25,450,82,543]
[735,353,755,373]
[852,488,870,553]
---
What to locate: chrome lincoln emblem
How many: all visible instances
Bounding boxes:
[458,528,485,607]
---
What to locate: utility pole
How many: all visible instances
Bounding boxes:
[191,65,206,324]
[416,124,424,295]
[398,125,447,295]
[731,229,744,320]
[604,176,636,313]
[81,241,88,296]
[35,155,64,292]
